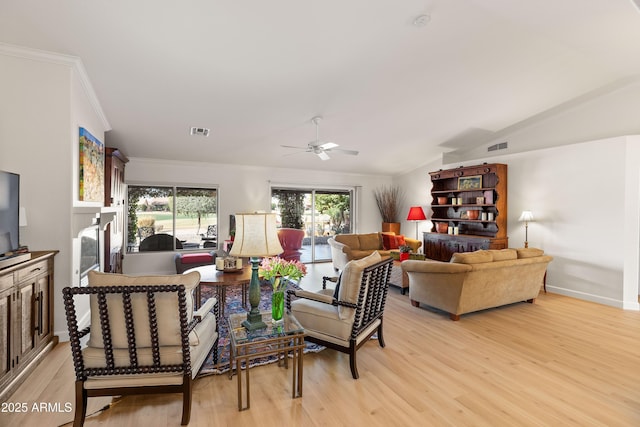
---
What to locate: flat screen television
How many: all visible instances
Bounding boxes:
[0,170,20,256]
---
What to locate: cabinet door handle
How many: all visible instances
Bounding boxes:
[32,293,38,335]
[30,267,42,274]
[38,290,43,335]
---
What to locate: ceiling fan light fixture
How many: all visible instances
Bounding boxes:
[317,151,330,161]
[319,142,338,150]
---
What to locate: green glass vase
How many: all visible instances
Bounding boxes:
[271,290,285,323]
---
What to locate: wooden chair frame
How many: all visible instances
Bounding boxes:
[63,284,218,426]
[286,257,392,379]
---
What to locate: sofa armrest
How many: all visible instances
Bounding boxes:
[404,237,422,252]
[328,238,351,271]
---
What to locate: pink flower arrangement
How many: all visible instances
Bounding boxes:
[259,257,307,291]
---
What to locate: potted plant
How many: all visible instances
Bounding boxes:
[399,245,411,261]
[373,185,404,234]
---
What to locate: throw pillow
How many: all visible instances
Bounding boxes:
[382,232,405,250]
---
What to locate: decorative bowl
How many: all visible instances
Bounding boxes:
[437,197,448,205]
[467,210,480,220]
[435,222,449,233]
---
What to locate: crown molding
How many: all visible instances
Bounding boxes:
[0,42,111,131]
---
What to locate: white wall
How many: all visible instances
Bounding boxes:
[395,137,640,310]
[0,46,109,340]
[123,157,392,275]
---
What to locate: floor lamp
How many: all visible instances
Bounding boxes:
[407,206,426,251]
[518,210,534,248]
[229,212,283,330]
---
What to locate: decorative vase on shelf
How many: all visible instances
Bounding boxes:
[271,290,285,323]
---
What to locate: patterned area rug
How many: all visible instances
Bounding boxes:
[197,281,325,377]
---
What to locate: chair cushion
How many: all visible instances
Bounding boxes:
[334,234,361,250]
[290,298,353,341]
[450,250,493,264]
[179,252,214,264]
[516,247,545,258]
[337,251,382,320]
[87,270,201,349]
[489,249,517,261]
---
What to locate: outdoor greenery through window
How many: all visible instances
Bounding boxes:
[271,188,353,263]
[127,185,218,252]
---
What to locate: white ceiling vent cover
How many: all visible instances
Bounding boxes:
[488,142,508,152]
[190,127,210,137]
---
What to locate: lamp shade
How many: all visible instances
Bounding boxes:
[407,206,426,221]
[518,211,534,222]
[229,213,283,257]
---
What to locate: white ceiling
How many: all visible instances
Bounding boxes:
[2,0,640,175]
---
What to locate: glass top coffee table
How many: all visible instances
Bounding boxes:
[227,310,305,411]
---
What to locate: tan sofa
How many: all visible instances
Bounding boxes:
[401,248,552,320]
[327,232,422,271]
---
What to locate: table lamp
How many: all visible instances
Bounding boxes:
[518,210,534,248]
[406,206,426,242]
[229,212,283,330]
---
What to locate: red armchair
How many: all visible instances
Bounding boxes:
[277,228,305,261]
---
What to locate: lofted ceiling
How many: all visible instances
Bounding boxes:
[2,0,640,175]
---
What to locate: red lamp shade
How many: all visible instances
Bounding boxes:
[407,206,426,221]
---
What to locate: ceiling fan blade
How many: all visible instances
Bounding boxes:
[326,148,359,156]
[317,151,330,161]
[319,142,338,150]
[280,144,309,150]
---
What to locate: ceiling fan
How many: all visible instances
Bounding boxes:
[281,116,359,161]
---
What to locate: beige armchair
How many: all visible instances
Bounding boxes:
[63,271,218,426]
[286,252,393,379]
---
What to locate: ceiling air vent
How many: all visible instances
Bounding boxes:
[488,142,508,152]
[190,127,210,137]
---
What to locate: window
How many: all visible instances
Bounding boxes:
[271,187,354,262]
[127,185,218,252]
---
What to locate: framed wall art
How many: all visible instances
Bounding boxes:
[78,127,104,203]
[457,175,482,190]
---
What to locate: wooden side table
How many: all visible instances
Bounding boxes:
[184,264,251,316]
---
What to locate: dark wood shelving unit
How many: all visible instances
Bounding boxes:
[425,163,508,261]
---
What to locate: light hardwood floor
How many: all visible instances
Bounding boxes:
[2,264,640,427]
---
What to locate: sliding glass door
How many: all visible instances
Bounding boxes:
[271,187,354,263]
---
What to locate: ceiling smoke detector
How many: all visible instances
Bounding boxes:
[190,127,210,137]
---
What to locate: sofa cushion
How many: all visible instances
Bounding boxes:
[517,248,545,258]
[489,249,518,261]
[338,251,382,320]
[450,250,493,264]
[87,270,201,349]
[358,233,383,251]
[335,234,361,250]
